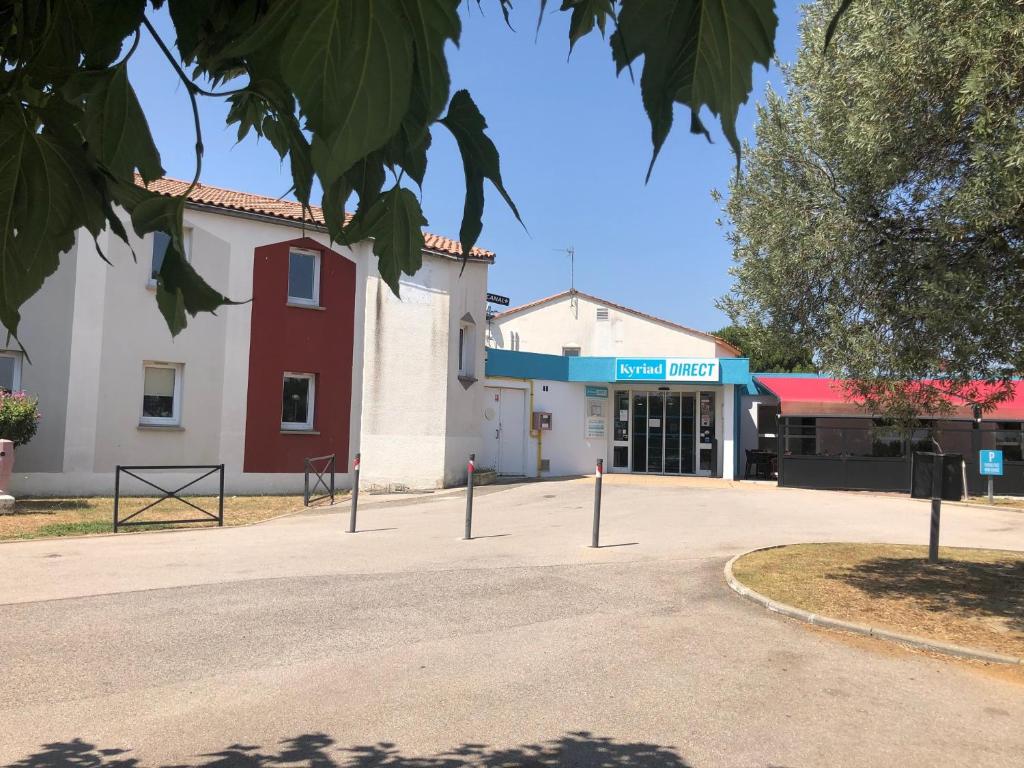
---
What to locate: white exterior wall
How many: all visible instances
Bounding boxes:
[480,379,604,479]
[8,205,487,496]
[441,259,489,487]
[721,385,736,480]
[358,256,488,490]
[2,243,78,473]
[489,293,736,359]
[533,381,608,477]
[481,379,738,480]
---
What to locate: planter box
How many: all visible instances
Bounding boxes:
[474,470,498,486]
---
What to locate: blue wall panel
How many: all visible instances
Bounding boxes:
[486,348,755,389]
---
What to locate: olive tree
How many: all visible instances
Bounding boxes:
[719,0,1024,414]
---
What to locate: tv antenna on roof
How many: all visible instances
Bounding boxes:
[553,246,577,317]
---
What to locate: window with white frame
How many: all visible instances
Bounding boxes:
[458,318,476,378]
[287,248,321,306]
[150,228,192,285]
[562,345,581,357]
[0,351,22,392]
[141,362,183,426]
[282,373,315,430]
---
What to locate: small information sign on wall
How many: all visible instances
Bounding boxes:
[585,387,608,439]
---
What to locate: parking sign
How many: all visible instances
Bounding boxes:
[979,450,1004,476]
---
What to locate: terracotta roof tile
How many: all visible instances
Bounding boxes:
[136,176,495,261]
[492,289,743,356]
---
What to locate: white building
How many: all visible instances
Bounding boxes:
[3,177,491,495]
[482,290,750,480]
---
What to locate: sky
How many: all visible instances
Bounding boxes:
[130,2,804,334]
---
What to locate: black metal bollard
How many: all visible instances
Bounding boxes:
[113,465,121,533]
[348,453,360,533]
[591,459,603,548]
[464,453,475,540]
[928,452,942,563]
[217,464,225,526]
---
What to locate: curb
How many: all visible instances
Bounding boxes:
[724,545,1024,666]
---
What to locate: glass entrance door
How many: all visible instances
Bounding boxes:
[630,391,696,474]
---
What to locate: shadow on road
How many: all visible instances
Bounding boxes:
[832,555,1024,631]
[6,731,692,767]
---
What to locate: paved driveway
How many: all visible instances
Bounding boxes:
[1,480,1022,767]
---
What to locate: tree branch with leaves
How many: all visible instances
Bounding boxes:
[0,0,800,343]
[718,0,1024,416]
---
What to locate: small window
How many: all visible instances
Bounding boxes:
[150,229,192,285]
[288,248,321,306]
[458,314,477,379]
[459,323,476,377]
[0,351,22,392]
[596,307,609,321]
[141,362,183,426]
[562,346,581,357]
[282,373,315,430]
[510,331,520,351]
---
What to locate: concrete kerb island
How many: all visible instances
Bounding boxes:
[724,544,1024,666]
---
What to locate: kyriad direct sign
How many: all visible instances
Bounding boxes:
[615,358,720,383]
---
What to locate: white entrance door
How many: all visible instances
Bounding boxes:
[482,387,527,476]
[497,388,527,475]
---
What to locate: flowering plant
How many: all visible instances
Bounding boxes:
[0,391,40,447]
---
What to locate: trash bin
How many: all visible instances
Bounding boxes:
[910,452,964,500]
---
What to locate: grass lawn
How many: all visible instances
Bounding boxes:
[732,543,1024,660]
[0,494,339,541]
[965,495,1024,510]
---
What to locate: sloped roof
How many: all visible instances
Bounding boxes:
[136,176,495,261]
[491,289,742,356]
[756,376,1024,420]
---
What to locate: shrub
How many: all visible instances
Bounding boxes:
[0,391,40,447]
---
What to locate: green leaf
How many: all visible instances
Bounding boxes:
[274,116,315,207]
[122,188,241,336]
[79,0,147,68]
[0,106,105,337]
[481,0,515,29]
[154,237,240,337]
[166,0,217,63]
[401,0,460,120]
[129,193,186,247]
[440,90,522,258]
[321,178,353,244]
[346,186,426,294]
[560,0,615,53]
[79,63,164,183]
[612,0,777,176]
[326,151,387,244]
[383,122,432,188]
[226,90,267,144]
[285,1,414,183]
[214,0,296,61]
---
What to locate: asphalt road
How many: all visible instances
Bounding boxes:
[1,479,1022,767]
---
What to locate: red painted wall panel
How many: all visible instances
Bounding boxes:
[243,237,355,473]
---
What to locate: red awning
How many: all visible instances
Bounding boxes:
[754,376,1024,420]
